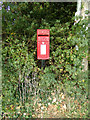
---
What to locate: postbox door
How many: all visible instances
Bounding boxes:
[37,41,49,59]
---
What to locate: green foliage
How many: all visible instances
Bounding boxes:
[39,70,56,89]
[2,2,88,118]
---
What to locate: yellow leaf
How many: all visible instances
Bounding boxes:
[16,106,20,110]
[60,69,63,72]
[8,99,10,102]
[82,79,85,82]
[75,73,77,75]
[10,105,14,110]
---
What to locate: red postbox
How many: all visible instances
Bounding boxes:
[37,29,50,60]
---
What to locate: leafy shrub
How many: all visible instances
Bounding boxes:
[2,2,88,118]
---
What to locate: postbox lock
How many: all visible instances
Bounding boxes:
[42,42,44,44]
